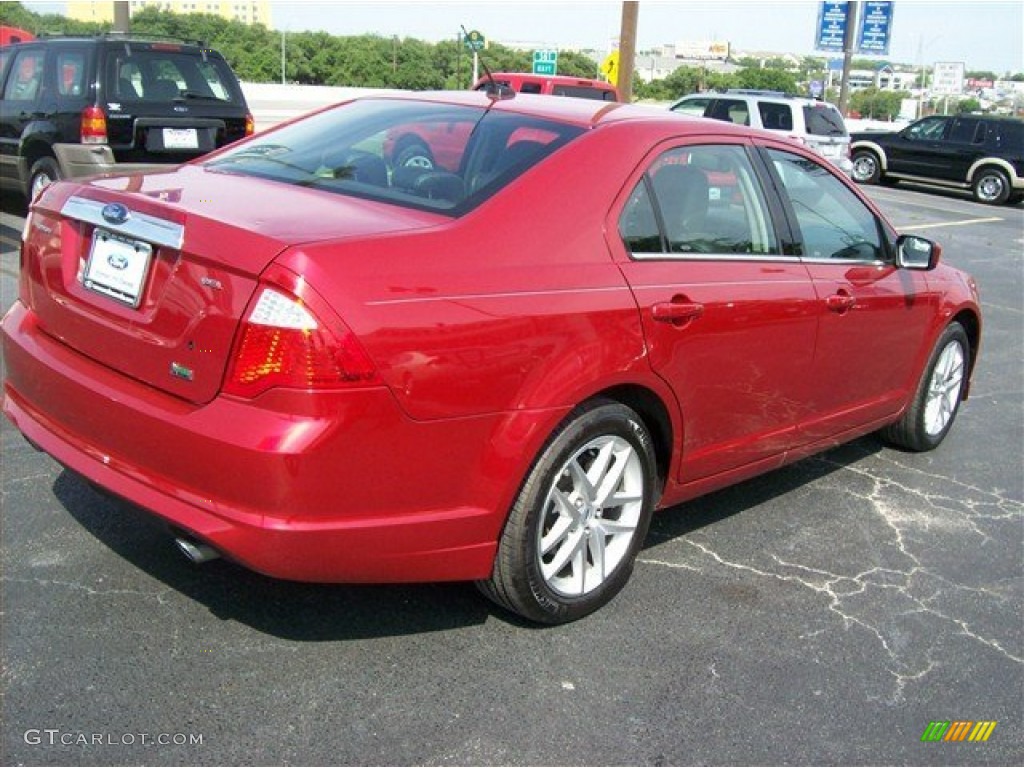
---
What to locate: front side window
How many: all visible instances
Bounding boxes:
[671,96,712,117]
[906,116,950,142]
[620,144,778,257]
[203,99,583,215]
[768,148,885,262]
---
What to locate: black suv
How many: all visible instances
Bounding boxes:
[0,33,252,199]
[850,115,1024,205]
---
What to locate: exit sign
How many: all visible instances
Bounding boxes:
[533,49,558,76]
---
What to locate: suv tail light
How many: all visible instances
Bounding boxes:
[80,105,108,144]
[224,282,378,398]
[244,112,255,136]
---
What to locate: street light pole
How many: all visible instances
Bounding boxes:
[618,1,638,102]
[837,0,860,116]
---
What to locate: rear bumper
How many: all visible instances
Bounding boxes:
[52,144,167,182]
[2,300,505,583]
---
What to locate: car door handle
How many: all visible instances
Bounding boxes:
[652,300,704,326]
[826,292,856,313]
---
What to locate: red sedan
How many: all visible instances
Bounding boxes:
[2,92,981,624]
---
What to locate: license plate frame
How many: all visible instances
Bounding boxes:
[83,229,153,308]
[163,127,199,150]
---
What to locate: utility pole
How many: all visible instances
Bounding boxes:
[112,1,130,33]
[618,1,639,102]
[837,0,860,116]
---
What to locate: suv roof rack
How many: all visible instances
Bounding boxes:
[36,30,207,47]
[725,89,792,98]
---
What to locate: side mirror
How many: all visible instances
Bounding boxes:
[896,234,941,270]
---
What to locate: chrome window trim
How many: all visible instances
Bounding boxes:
[61,196,185,250]
[628,251,801,264]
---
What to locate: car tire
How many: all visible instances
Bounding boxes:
[972,167,1011,205]
[478,400,658,624]
[850,150,881,184]
[880,322,969,452]
[28,155,61,200]
[394,140,434,170]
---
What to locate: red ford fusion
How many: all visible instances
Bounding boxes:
[2,92,981,624]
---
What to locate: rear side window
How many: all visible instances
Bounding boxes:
[671,97,712,117]
[57,51,86,97]
[802,104,847,137]
[948,117,983,144]
[104,48,241,103]
[3,48,45,101]
[758,102,794,131]
[992,120,1024,150]
[620,144,778,257]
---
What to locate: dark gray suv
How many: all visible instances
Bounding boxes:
[850,115,1024,205]
[0,33,252,199]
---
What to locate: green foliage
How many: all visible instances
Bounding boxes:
[733,66,798,94]
[954,97,981,113]
[0,2,601,91]
[849,87,908,120]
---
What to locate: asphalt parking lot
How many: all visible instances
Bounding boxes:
[1,183,1021,766]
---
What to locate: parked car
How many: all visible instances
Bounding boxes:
[850,115,1024,205]
[473,72,620,101]
[2,92,980,624]
[0,32,253,199]
[670,89,853,173]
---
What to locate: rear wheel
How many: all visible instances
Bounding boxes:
[394,140,434,170]
[880,322,969,452]
[28,155,61,200]
[972,167,1011,205]
[478,400,657,624]
[851,150,881,184]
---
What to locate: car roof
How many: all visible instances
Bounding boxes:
[358,90,757,136]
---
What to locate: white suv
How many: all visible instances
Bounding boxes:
[669,90,853,174]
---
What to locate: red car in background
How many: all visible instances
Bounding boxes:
[3,92,980,624]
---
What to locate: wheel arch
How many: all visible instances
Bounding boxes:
[967,158,1019,186]
[952,308,981,398]
[850,140,888,171]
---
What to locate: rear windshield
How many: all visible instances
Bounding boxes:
[551,85,617,101]
[802,104,848,137]
[203,99,584,215]
[104,47,242,104]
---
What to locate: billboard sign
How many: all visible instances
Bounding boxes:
[931,62,965,96]
[857,1,894,55]
[674,40,730,61]
[815,2,850,53]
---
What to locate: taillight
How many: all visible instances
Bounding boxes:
[224,285,378,398]
[244,112,255,136]
[80,105,107,144]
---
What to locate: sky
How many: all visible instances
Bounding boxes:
[20,0,1024,74]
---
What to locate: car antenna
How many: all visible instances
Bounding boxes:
[461,24,513,100]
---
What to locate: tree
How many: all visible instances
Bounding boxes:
[733,66,798,94]
[849,87,908,120]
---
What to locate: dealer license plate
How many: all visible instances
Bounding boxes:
[83,229,153,308]
[163,127,199,149]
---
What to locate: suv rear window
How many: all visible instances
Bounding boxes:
[105,48,242,103]
[802,104,847,137]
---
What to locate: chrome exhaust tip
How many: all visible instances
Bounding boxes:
[175,536,221,564]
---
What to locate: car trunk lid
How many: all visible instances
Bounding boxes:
[22,167,445,405]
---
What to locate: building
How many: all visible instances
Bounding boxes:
[66,1,273,28]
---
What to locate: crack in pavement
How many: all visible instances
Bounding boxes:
[640,453,1023,703]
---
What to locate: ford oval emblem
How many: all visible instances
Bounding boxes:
[101,202,130,225]
[107,253,130,270]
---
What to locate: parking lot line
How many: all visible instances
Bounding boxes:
[895,217,1004,230]
[866,191,994,217]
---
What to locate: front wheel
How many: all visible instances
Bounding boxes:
[880,322,969,452]
[972,167,1011,205]
[851,150,881,184]
[478,401,658,624]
